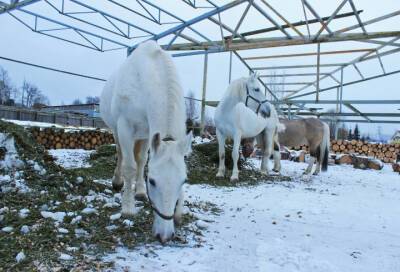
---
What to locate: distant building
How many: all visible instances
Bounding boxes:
[391,130,400,143]
[40,103,100,117]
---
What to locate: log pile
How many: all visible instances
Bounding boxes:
[29,127,114,150]
[291,140,399,163]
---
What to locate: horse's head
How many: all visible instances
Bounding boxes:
[147,131,192,244]
[242,72,271,118]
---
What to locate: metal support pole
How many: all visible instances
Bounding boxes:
[338,67,344,139]
[335,87,340,139]
[316,43,321,102]
[339,67,344,114]
[288,104,292,120]
[228,51,233,83]
[200,52,209,133]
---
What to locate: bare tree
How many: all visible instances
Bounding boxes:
[266,70,286,100]
[324,108,340,139]
[185,90,199,122]
[86,96,100,104]
[0,67,13,104]
[21,80,49,107]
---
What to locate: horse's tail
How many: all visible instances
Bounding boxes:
[320,122,330,172]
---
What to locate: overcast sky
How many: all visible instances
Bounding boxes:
[0,0,399,136]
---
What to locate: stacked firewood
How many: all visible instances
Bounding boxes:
[330,140,399,163]
[29,127,114,150]
[291,140,399,163]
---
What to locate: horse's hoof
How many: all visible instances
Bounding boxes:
[216,173,225,178]
[301,174,312,182]
[122,208,136,218]
[272,168,280,173]
[112,182,123,192]
[135,193,147,202]
[312,172,319,176]
[230,177,239,182]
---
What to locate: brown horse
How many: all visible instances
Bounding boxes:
[243,118,330,175]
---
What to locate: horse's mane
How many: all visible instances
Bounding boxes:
[140,41,185,138]
[221,77,246,100]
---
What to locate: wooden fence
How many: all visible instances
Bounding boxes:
[0,105,107,128]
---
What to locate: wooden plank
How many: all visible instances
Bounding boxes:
[166,31,400,51]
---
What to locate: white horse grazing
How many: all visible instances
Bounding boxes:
[100,40,192,243]
[214,74,283,181]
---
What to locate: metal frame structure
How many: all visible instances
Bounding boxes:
[1,0,400,133]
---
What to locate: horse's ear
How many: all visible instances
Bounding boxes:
[151,133,161,153]
[253,71,259,80]
[180,130,193,155]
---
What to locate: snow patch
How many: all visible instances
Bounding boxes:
[15,251,26,263]
[110,213,121,221]
[40,211,66,222]
[81,207,97,215]
[48,149,94,169]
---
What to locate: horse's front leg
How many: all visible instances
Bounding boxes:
[174,189,184,226]
[117,120,137,217]
[134,139,149,201]
[230,133,241,182]
[216,129,226,178]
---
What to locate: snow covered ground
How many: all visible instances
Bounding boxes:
[48,149,94,169]
[106,160,400,272]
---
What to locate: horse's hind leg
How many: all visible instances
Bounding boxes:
[112,132,123,191]
[261,131,273,175]
[306,146,319,175]
[230,133,241,182]
[313,159,321,175]
[117,119,137,216]
[134,139,149,201]
[216,129,226,178]
[304,156,315,175]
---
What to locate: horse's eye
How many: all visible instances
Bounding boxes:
[149,178,156,187]
[254,88,260,92]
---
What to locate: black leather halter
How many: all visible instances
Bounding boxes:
[245,84,269,114]
[146,178,178,220]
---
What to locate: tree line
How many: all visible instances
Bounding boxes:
[0,66,49,108]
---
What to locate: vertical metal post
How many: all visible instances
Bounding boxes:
[200,52,209,133]
[228,51,233,83]
[339,67,344,114]
[335,87,340,139]
[316,43,321,102]
[288,104,292,120]
[339,67,344,139]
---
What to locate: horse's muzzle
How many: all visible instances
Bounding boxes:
[260,106,271,118]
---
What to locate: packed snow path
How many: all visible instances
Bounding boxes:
[106,160,400,272]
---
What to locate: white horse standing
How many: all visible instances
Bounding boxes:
[214,74,283,181]
[100,41,192,243]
